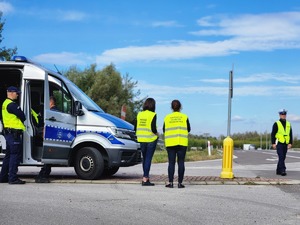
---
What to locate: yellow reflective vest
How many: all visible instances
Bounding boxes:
[276,120,290,144]
[2,99,25,131]
[164,112,188,147]
[136,110,158,143]
[31,109,39,125]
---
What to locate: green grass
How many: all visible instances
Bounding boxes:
[152,149,222,163]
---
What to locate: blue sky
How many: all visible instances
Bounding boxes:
[1,0,300,137]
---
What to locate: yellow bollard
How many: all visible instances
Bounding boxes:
[220,136,234,179]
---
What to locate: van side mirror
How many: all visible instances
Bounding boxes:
[74,101,84,116]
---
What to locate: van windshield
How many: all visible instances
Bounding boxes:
[66,81,104,113]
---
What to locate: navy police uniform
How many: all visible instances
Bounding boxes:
[0,86,26,184]
[271,109,292,176]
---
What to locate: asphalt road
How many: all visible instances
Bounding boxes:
[1,149,300,225]
[233,149,300,180]
[0,183,300,225]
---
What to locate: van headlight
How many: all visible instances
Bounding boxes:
[109,127,136,141]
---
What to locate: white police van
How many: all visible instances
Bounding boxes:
[0,56,141,179]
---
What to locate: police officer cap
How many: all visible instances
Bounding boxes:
[7,86,21,94]
[278,109,287,115]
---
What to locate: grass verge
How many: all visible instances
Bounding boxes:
[152,149,222,163]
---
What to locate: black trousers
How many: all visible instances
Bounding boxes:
[166,146,187,183]
[276,142,288,173]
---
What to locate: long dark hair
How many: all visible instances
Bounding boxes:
[171,99,181,112]
[143,98,156,112]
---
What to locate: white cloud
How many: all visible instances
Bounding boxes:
[232,115,245,121]
[288,114,300,122]
[151,20,182,27]
[33,52,93,66]
[200,73,300,84]
[0,2,14,14]
[136,80,300,99]
[96,11,300,65]
[59,10,87,21]
[193,12,300,40]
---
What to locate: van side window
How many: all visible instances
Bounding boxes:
[49,77,72,114]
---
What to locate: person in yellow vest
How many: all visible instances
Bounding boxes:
[0,86,26,184]
[31,108,39,126]
[163,100,190,188]
[134,98,158,186]
[271,109,293,176]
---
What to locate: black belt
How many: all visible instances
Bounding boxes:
[4,128,23,134]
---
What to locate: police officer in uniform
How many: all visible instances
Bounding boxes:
[271,109,292,176]
[35,96,58,183]
[135,98,158,186]
[163,100,190,188]
[0,86,26,184]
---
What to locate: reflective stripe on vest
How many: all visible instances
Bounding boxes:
[164,112,188,147]
[136,110,157,142]
[275,120,290,144]
[2,99,25,131]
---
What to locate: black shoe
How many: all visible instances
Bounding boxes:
[281,172,287,176]
[276,171,281,175]
[165,183,173,188]
[9,179,26,185]
[142,180,155,186]
[178,183,185,188]
[35,177,50,183]
[0,178,9,183]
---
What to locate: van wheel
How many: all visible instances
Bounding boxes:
[102,166,120,177]
[74,147,104,180]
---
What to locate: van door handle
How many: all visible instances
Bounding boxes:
[49,116,56,121]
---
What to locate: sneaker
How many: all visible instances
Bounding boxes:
[281,172,287,176]
[35,177,50,183]
[142,180,155,186]
[9,179,26,185]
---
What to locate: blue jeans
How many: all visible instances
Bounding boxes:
[0,133,22,182]
[167,146,187,183]
[140,139,158,178]
[276,142,287,173]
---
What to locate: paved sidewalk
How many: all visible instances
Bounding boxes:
[16,157,300,185]
[19,171,300,185]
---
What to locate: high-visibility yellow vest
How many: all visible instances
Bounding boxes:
[2,99,25,130]
[31,109,39,124]
[164,112,188,147]
[136,110,158,142]
[276,120,290,144]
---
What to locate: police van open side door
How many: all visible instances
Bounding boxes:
[42,74,76,165]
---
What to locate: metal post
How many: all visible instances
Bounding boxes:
[227,70,233,136]
[221,68,234,179]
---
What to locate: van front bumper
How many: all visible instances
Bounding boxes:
[108,148,142,167]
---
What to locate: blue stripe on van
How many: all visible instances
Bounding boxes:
[92,112,134,130]
[77,130,124,145]
[44,125,76,142]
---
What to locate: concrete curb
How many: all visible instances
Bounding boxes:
[20,175,300,185]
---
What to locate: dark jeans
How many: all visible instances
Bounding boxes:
[276,142,288,173]
[167,145,187,183]
[140,139,158,178]
[0,133,22,182]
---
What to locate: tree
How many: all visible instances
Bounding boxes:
[64,63,145,124]
[0,12,17,60]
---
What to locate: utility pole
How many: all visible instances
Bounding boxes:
[227,67,233,136]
